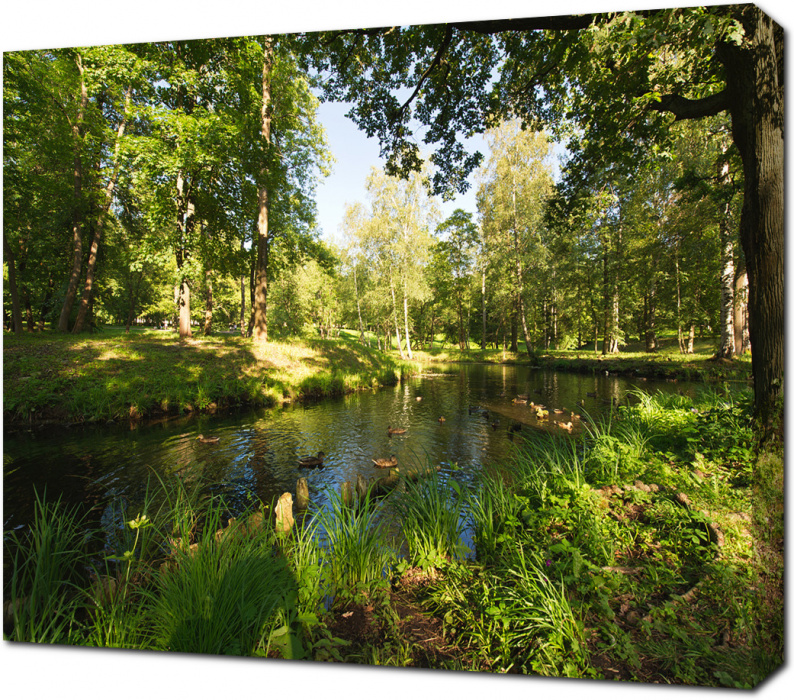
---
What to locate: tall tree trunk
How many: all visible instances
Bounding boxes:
[178,281,191,337]
[674,246,686,353]
[175,170,194,339]
[58,52,89,332]
[389,271,405,359]
[353,263,366,342]
[38,276,55,331]
[510,177,533,353]
[124,270,143,333]
[734,263,750,355]
[719,6,784,432]
[239,286,246,336]
[203,268,214,335]
[510,304,518,353]
[716,158,736,359]
[602,236,610,355]
[402,284,413,359]
[73,87,131,333]
[645,264,658,352]
[3,232,24,333]
[253,38,274,343]
[481,267,487,351]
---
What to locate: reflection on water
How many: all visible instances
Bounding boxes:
[4,363,705,531]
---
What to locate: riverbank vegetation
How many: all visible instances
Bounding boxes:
[4,389,780,686]
[2,327,416,426]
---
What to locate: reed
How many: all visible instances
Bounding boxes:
[314,490,394,598]
[393,469,470,571]
[3,491,90,644]
[147,499,293,655]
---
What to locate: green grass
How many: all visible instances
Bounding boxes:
[3,326,417,424]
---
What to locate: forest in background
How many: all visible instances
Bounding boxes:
[3,6,782,430]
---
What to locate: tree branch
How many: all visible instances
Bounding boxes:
[649,90,730,121]
[396,26,454,123]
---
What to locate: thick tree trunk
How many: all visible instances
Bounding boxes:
[58,53,88,332]
[178,281,192,337]
[73,87,131,334]
[719,7,784,432]
[253,38,275,343]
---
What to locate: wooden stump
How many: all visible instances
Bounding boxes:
[356,473,369,502]
[296,477,309,510]
[275,492,294,534]
[341,481,354,508]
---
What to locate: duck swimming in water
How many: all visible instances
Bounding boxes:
[372,455,398,468]
[298,451,325,468]
[196,434,220,444]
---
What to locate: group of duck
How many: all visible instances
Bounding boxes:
[508,392,583,433]
[194,386,586,472]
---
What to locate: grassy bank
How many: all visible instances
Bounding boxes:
[2,327,419,426]
[4,388,781,686]
[406,336,752,383]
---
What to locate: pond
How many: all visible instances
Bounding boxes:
[3,363,704,534]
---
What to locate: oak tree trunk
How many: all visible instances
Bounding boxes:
[58,52,88,332]
[719,7,784,432]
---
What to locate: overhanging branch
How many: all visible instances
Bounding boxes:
[649,90,730,120]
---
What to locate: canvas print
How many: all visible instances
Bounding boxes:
[2,1,785,692]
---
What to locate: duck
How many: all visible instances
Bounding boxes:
[438,416,446,424]
[558,421,573,431]
[372,455,397,469]
[512,397,528,405]
[387,426,407,436]
[298,451,325,468]
[570,411,581,420]
[196,434,220,444]
[553,408,565,415]
[515,394,529,400]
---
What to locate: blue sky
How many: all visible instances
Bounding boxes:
[313,99,483,246]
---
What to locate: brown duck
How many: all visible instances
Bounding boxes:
[372,455,398,469]
[298,451,325,468]
[196,434,220,444]
[388,426,407,436]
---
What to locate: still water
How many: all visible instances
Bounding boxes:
[3,363,700,532]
